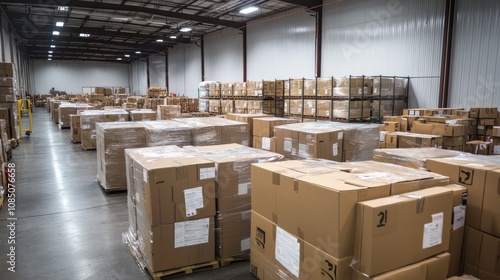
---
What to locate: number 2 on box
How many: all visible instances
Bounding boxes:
[377,210,388,227]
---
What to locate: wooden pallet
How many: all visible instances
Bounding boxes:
[218,255,250,267]
[58,124,70,129]
[97,179,126,194]
[71,140,81,144]
[148,260,219,280]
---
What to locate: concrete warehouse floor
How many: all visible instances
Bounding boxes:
[0,108,254,280]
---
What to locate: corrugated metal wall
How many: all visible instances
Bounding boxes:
[322,0,445,108]
[32,60,131,94]
[247,8,316,80]
[2,14,11,63]
[204,28,243,82]
[448,0,500,108]
[148,54,167,88]
[131,60,147,95]
[168,44,202,97]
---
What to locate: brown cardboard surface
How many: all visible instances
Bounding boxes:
[427,158,500,231]
[482,168,500,237]
[463,227,500,278]
[471,108,498,119]
[216,211,251,259]
[353,187,453,276]
[445,124,466,137]
[226,113,269,142]
[383,121,399,132]
[249,211,353,280]
[412,122,446,135]
[253,117,298,137]
[397,133,443,148]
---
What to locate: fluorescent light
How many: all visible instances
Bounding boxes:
[239,6,259,14]
[79,33,90,37]
[180,27,192,32]
[52,31,60,35]
[48,55,52,57]
[48,58,52,61]
[124,55,130,57]
[50,45,56,48]
[57,6,69,11]
[135,51,141,54]
[117,58,122,61]
[55,21,64,27]
[156,39,163,42]
[170,35,177,39]
[48,51,53,54]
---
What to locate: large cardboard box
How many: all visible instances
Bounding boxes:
[142,121,192,147]
[253,117,298,137]
[70,115,81,143]
[426,158,500,235]
[130,109,157,121]
[58,104,93,128]
[226,113,269,141]
[397,133,443,148]
[373,148,466,170]
[351,253,450,280]
[216,210,251,259]
[250,211,352,280]
[174,117,250,147]
[462,227,500,279]
[81,110,129,150]
[444,124,466,137]
[353,187,453,276]
[253,136,277,152]
[412,122,446,135]
[470,107,498,119]
[0,87,15,102]
[382,121,400,132]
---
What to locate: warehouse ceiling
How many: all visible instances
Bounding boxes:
[0,0,321,63]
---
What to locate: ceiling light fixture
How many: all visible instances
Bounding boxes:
[57,6,69,11]
[55,21,64,27]
[156,39,163,42]
[170,35,177,39]
[124,54,130,57]
[79,33,90,37]
[48,58,52,61]
[135,51,141,54]
[239,6,259,14]
[50,45,56,48]
[48,55,52,57]
[52,31,60,35]
[117,58,122,61]
[48,51,53,54]
[180,27,192,32]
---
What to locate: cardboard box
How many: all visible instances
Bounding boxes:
[471,107,498,119]
[353,187,453,276]
[480,118,496,126]
[403,109,426,117]
[466,141,492,155]
[139,217,215,273]
[493,126,500,137]
[142,121,192,147]
[70,115,81,143]
[216,210,251,259]
[253,117,298,138]
[253,136,277,152]
[385,133,398,148]
[383,121,399,132]
[426,158,500,232]
[130,109,157,121]
[443,136,465,146]
[226,113,270,141]
[174,117,250,147]
[444,124,466,137]
[250,211,352,280]
[351,253,450,280]
[398,133,443,148]
[373,148,466,171]
[452,109,470,118]
[462,227,500,279]
[412,122,446,135]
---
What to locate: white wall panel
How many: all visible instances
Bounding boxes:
[448,0,500,108]
[247,8,316,80]
[32,60,130,94]
[148,54,166,88]
[168,44,201,98]
[205,28,243,82]
[322,0,445,108]
[2,25,11,63]
[131,60,147,95]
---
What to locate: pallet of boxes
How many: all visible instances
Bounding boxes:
[464,108,500,155]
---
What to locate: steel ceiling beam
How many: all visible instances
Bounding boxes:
[277,0,322,9]
[0,0,246,29]
[27,47,141,56]
[30,56,132,63]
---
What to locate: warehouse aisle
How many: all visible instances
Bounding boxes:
[0,108,253,280]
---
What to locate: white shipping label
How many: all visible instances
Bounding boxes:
[262,137,271,150]
[446,120,458,125]
[479,144,487,150]
[174,218,210,248]
[409,110,415,116]
[332,143,339,157]
[423,212,444,249]
[184,187,204,217]
[453,206,466,231]
[238,183,250,195]
[242,140,249,146]
[284,138,292,152]
[415,111,421,116]
[143,168,148,182]
[82,125,91,129]
[478,125,485,130]
[338,132,344,140]
[91,134,96,140]
[241,238,251,252]
[379,133,386,142]
[275,227,301,278]
[494,145,500,155]
[199,167,215,180]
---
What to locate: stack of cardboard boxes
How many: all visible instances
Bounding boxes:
[226,113,270,144]
[465,108,499,155]
[252,117,298,151]
[129,109,156,121]
[80,110,129,150]
[146,87,167,98]
[371,77,406,117]
[142,121,192,147]
[373,147,467,170]
[426,158,500,279]
[70,115,81,143]
[250,159,454,279]
[164,97,199,113]
[57,103,94,128]
[157,105,181,120]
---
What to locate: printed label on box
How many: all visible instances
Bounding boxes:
[338,132,344,140]
[423,212,444,249]
[91,134,96,140]
[199,167,215,180]
[478,125,485,130]
[332,143,338,157]
[241,238,251,252]
[174,218,210,248]
[143,168,148,182]
[494,145,500,155]
[262,137,271,150]
[82,125,91,129]
[238,183,250,196]
[415,111,421,116]
[453,206,466,231]
[284,138,292,152]
[275,227,300,278]
[184,187,204,217]
[379,133,386,142]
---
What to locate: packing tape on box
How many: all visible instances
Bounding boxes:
[402,193,426,214]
